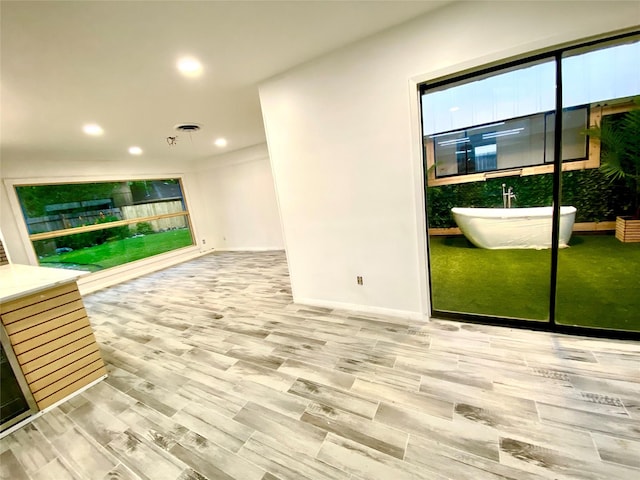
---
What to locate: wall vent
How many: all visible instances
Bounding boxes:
[174,123,202,133]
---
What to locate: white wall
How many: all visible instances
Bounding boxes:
[259,0,639,318]
[194,143,284,251]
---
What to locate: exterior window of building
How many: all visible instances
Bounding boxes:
[430,107,588,178]
[421,40,640,186]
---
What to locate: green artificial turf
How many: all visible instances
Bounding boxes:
[429,234,640,332]
[39,229,193,271]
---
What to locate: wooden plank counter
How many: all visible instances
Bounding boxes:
[0,264,106,412]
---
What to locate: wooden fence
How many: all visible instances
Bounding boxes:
[121,201,187,232]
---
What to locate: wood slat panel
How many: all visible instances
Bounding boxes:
[0,282,78,315]
[33,359,106,406]
[29,350,103,394]
[0,240,8,265]
[2,291,82,329]
[7,309,87,343]
[12,317,90,356]
[17,325,94,365]
[24,342,100,384]
[20,333,98,375]
[2,299,85,326]
[35,365,107,410]
[2,279,107,414]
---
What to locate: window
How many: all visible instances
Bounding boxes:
[15,179,194,272]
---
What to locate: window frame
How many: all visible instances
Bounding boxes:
[4,174,200,272]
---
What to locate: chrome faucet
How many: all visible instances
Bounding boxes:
[502,183,516,208]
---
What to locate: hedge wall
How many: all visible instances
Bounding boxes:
[426,169,634,228]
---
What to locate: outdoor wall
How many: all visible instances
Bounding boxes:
[259,0,639,317]
[193,144,284,251]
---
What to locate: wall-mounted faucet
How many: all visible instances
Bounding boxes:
[502,183,516,208]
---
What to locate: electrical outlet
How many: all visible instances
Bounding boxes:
[202,239,206,245]
[357,276,363,285]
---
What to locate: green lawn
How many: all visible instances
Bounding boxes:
[429,234,640,332]
[39,229,193,271]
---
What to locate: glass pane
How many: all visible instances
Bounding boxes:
[556,37,640,332]
[1,345,30,425]
[423,59,555,321]
[15,179,194,272]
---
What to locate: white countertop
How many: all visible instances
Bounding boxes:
[0,264,88,303]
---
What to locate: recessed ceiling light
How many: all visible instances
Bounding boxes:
[83,123,104,136]
[128,146,143,155]
[177,57,203,78]
[214,138,227,147]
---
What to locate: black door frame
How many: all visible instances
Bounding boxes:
[420,31,640,341]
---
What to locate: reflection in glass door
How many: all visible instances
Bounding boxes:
[422,59,557,321]
[556,38,640,332]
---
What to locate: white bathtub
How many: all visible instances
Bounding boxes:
[451,206,577,249]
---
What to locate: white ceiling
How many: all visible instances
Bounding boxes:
[1,1,448,166]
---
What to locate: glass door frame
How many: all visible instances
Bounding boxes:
[1,324,38,433]
[420,30,640,340]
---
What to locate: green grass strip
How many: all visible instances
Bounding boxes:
[429,235,640,332]
[39,229,193,271]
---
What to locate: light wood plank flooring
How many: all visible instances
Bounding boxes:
[2,251,639,479]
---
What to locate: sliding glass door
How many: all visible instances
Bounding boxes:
[422,33,640,333]
[422,59,557,321]
[556,38,640,332]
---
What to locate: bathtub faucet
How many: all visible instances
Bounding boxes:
[502,184,516,208]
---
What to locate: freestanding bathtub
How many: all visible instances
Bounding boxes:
[451,206,577,249]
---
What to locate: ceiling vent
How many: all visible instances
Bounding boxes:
[174,123,202,133]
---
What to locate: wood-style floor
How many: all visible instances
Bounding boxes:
[1,251,639,480]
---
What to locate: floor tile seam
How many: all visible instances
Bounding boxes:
[49,416,122,477]
[319,431,440,480]
[290,380,378,417]
[172,430,267,479]
[110,462,143,480]
[2,444,41,480]
[529,362,640,383]
[31,453,84,480]
[239,432,334,480]
[493,381,632,414]
[299,407,407,460]
[536,394,633,419]
[312,433,382,480]
[496,432,638,477]
[368,376,456,413]
[106,426,193,475]
[536,415,640,442]
[403,430,509,475]
[176,381,246,413]
[180,390,251,427]
[493,421,603,460]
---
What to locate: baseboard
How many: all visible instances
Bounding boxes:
[78,247,208,295]
[294,296,425,321]
[214,247,285,252]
